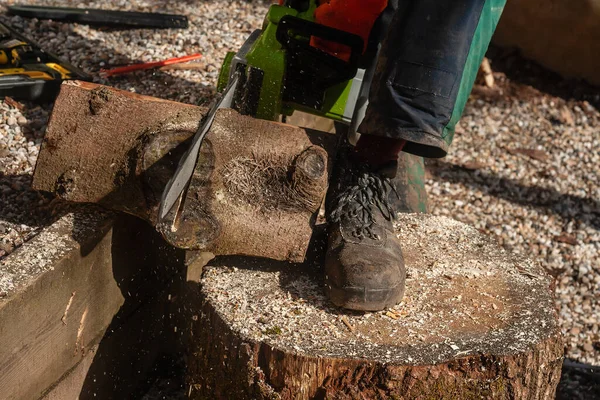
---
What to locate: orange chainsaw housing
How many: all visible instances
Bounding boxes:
[312,0,388,60]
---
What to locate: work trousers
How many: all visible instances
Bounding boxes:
[359,0,506,158]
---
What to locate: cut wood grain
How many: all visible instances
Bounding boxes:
[32,81,206,225]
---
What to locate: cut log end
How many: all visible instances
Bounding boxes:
[32,81,204,223]
[187,214,563,399]
[157,109,336,262]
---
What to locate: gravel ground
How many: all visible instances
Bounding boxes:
[0,0,598,390]
[426,54,600,366]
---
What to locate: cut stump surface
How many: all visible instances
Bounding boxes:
[188,214,563,399]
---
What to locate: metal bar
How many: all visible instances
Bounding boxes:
[8,5,189,29]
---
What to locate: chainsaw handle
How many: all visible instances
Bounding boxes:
[275,15,363,75]
[281,0,311,12]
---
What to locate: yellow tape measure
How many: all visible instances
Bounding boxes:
[0,63,72,80]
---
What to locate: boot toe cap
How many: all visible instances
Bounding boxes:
[325,239,406,311]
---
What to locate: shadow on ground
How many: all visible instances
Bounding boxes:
[426,159,600,231]
[486,45,600,110]
[557,360,600,400]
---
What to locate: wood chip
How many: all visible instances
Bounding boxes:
[4,96,24,110]
[560,106,575,126]
[506,147,550,162]
[554,234,578,245]
[463,160,486,171]
[385,311,399,320]
[480,57,495,88]
[341,316,355,333]
[570,327,581,335]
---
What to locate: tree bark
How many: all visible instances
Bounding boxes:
[187,214,563,399]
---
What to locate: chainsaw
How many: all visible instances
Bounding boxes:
[0,22,90,100]
[159,0,388,226]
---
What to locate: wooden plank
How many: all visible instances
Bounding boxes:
[0,211,116,400]
[41,346,98,400]
[0,211,186,400]
[41,280,179,400]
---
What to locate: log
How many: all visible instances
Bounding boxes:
[187,214,563,399]
[32,81,205,224]
[32,81,336,262]
[155,109,334,262]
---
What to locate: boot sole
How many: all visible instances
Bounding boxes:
[325,280,405,312]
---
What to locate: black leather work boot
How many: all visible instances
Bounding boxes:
[324,121,429,311]
[325,156,406,311]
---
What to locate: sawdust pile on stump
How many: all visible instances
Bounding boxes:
[187,214,563,399]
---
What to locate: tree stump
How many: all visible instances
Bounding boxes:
[187,214,563,399]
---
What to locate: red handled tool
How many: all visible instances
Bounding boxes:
[100,54,202,77]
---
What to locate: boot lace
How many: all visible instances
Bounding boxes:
[329,168,398,240]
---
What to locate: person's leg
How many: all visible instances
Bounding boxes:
[326,0,506,311]
[358,0,507,159]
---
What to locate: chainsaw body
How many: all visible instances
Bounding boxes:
[0,22,90,100]
[217,1,378,132]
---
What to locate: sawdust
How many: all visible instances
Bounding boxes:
[223,153,320,213]
[201,214,559,365]
[0,209,112,298]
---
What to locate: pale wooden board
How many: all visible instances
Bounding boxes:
[41,346,98,400]
[0,212,186,400]
[0,212,117,400]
